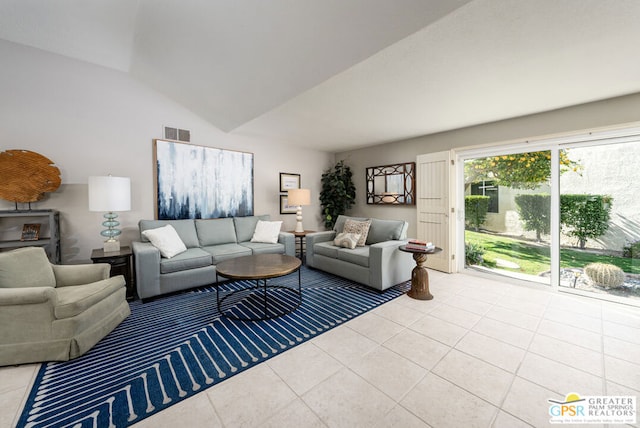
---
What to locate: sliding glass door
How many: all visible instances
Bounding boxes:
[459,129,640,306]
[463,150,552,286]
[559,141,640,304]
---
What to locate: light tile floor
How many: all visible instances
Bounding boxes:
[2,271,640,428]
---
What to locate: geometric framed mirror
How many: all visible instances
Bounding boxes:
[366,162,416,205]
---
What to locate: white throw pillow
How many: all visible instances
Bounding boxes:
[333,232,361,249]
[142,225,187,258]
[251,220,283,244]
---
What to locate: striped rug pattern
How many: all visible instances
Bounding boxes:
[18,266,409,427]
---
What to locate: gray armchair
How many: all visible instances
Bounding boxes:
[0,247,130,366]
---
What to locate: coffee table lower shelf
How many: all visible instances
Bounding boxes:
[215,254,302,321]
[216,277,301,321]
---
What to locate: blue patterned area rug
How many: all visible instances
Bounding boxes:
[17,266,409,428]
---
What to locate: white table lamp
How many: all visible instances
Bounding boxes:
[288,188,311,233]
[88,176,131,252]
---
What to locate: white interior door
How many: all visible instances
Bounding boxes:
[417,151,454,272]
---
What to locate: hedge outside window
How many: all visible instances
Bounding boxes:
[470,180,499,213]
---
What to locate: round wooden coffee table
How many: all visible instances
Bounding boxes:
[399,245,442,300]
[215,254,302,320]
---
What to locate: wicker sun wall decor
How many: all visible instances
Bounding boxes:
[0,150,61,203]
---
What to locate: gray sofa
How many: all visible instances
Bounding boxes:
[132,215,295,299]
[306,215,414,291]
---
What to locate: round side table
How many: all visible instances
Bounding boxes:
[399,245,442,300]
[287,230,316,263]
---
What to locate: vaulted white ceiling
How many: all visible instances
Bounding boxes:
[1,0,640,152]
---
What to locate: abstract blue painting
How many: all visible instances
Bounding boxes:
[154,140,253,219]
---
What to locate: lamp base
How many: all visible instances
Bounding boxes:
[294,207,304,233]
[103,240,121,253]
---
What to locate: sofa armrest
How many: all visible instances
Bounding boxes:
[0,287,57,306]
[278,232,296,256]
[132,241,161,299]
[305,231,336,268]
[0,288,58,344]
[368,239,414,290]
[53,264,111,286]
[306,231,335,244]
[53,276,126,319]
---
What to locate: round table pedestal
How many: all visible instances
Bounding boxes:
[407,252,433,300]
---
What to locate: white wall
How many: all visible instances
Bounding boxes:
[337,93,640,239]
[0,40,334,262]
[4,37,640,262]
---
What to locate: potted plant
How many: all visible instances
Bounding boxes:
[319,160,356,229]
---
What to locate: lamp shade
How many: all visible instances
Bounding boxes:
[88,176,131,212]
[288,188,310,206]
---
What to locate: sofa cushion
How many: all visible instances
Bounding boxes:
[343,219,371,247]
[139,219,199,248]
[314,242,340,259]
[0,247,56,288]
[337,246,370,268]
[240,242,286,255]
[333,232,361,249]
[333,215,368,233]
[196,218,237,246]
[202,244,252,264]
[366,218,406,245]
[233,215,270,243]
[251,220,282,244]
[142,225,188,258]
[160,248,213,274]
[54,277,124,319]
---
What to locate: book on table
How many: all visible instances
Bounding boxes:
[408,239,428,246]
[405,240,435,251]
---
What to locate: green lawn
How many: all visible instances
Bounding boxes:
[465,230,640,275]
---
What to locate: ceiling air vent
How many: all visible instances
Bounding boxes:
[164,126,191,142]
